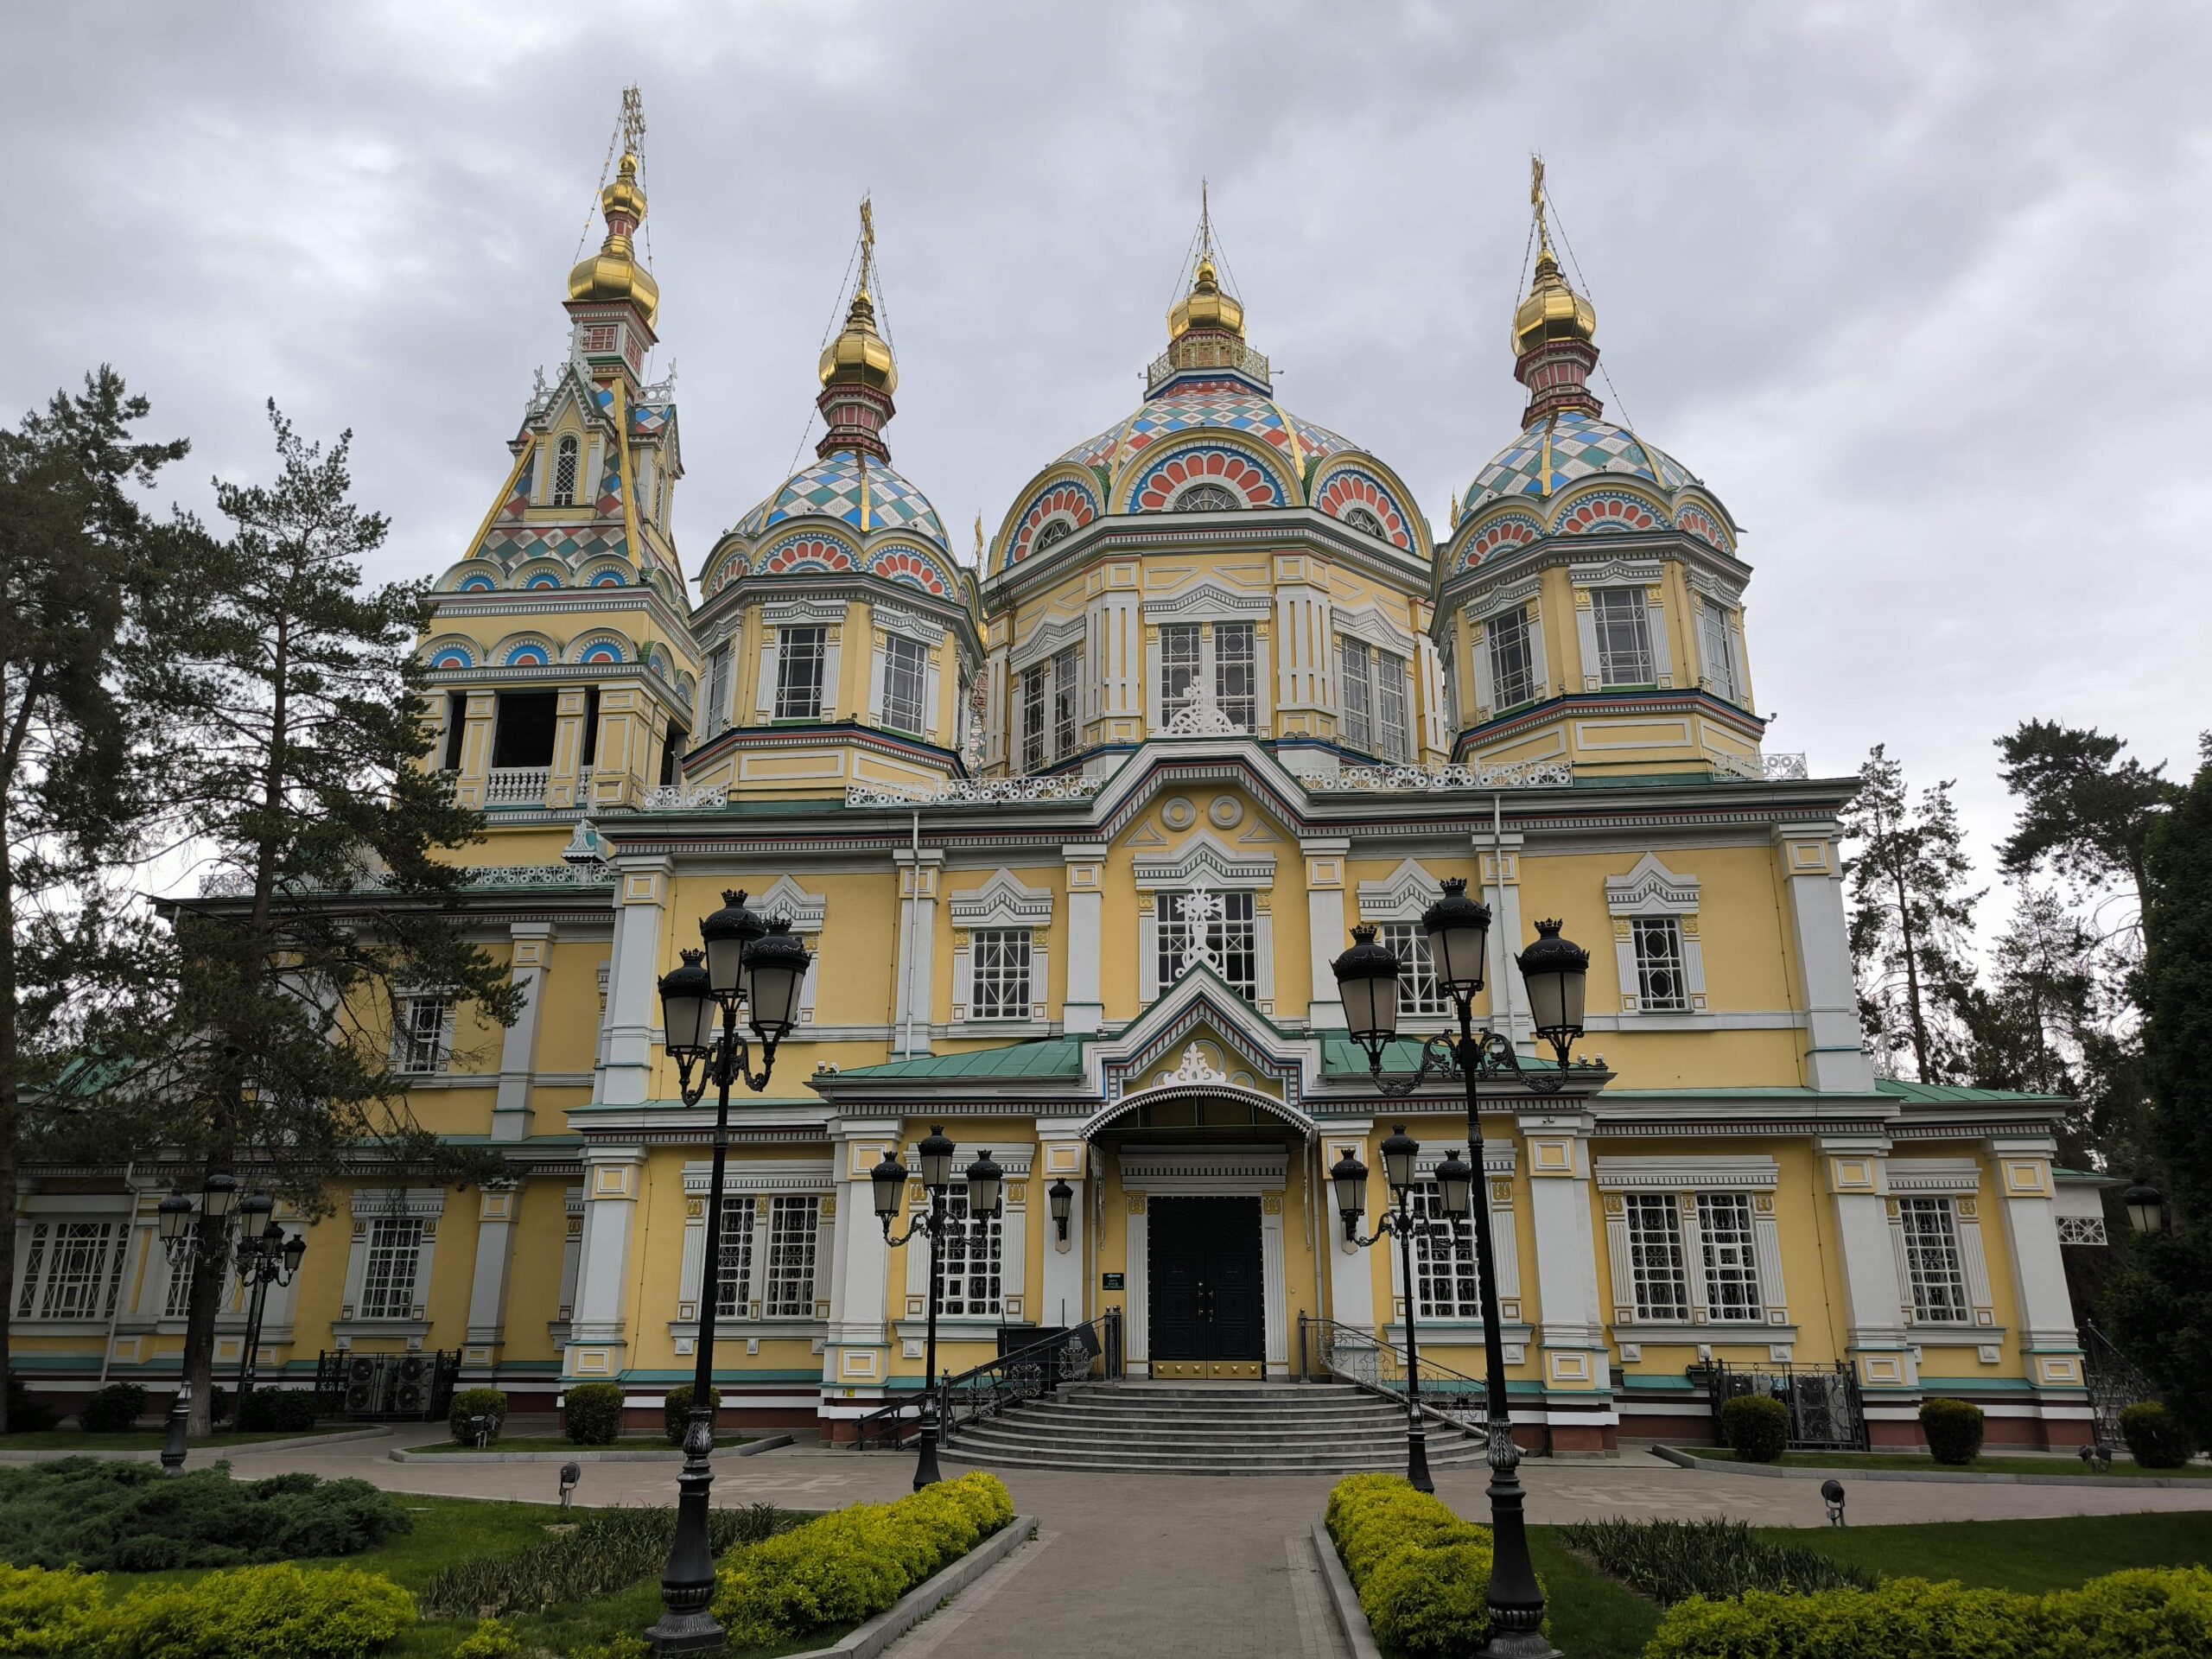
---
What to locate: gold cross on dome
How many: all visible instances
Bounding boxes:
[858,195,876,296]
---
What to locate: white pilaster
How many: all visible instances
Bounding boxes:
[823,1126,896,1398]
[1063,844,1106,1034]
[1519,1111,1609,1395]
[1125,1192,1150,1373]
[493,924,552,1141]
[1304,838,1350,1029]
[464,1185,521,1357]
[1320,1122,1376,1331]
[1775,825,1877,1091]
[1036,1128,1089,1327]
[597,858,672,1108]
[1478,830,1526,1047]
[563,1147,644,1379]
[892,848,944,1057]
[1820,1136,1916,1390]
[1987,1141,2088,1390]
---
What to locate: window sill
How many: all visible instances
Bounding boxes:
[666,1319,826,1341]
[1608,1322,1799,1345]
[331,1319,432,1340]
[1908,1325,2005,1346]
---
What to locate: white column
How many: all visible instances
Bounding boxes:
[1125,1192,1150,1374]
[1320,1122,1376,1332]
[1820,1136,1916,1389]
[892,848,943,1057]
[463,1185,520,1363]
[1063,845,1106,1034]
[1304,839,1350,1029]
[1478,829,1527,1049]
[1037,1128,1088,1327]
[597,858,672,1108]
[563,1147,644,1380]
[493,924,551,1141]
[1987,1141,2088,1392]
[823,1125,896,1402]
[1776,825,1878,1091]
[1262,1194,1288,1374]
[1519,1111,1609,1399]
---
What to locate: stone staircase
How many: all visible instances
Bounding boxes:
[942,1380,1491,1476]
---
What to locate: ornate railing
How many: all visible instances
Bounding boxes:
[1298,1314,1490,1434]
[2081,1321,2158,1452]
[851,1310,1123,1452]
[1146,340,1271,394]
[1310,760,1573,793]
[1695,1359,1866,1452]
[844,775,1106,810]
[1707,751,1809,782]
[484,766,550,806]
[640,782,729,810]
[197,861,611,899]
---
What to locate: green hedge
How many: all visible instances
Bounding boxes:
[0,1560,416,1658]
[2120,1402,2194,1470]
[4,1376,57,1434]
[563,1382,623,1446]
[235,1389,319,1434]
[448,1388,509,1446]
[1719,1394,1789,1462]
[1648,1565,2212,1657]
[1920,1397,1986,1465]
[0,1459,411,1572]
[78,1382,148,1434]
[711,1472,1014,1647]
[1324,1473,1540,1658]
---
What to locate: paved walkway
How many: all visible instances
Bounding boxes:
[199,1433,2212,1659]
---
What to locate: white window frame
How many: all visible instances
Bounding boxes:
[1213,622,1256,729]
[340,1190,443,1325]
[934,1188,1003,1318]
[357,1216,424,1320]
[775,625,829,721]
[1598,1158,1789,1332]
[551,435,579,507]
[677,1163,836,1326]
[713,1196,757,1319]
[1630,917,1692,1013]
[950,871,1055,1027]
[763,1194,821,1319]
[704,643,733,736]
[1621,1193,1691,1323]
[1571,561,1673,692]
[1696,598,1741,704]
[969,929,1034,1021]
[1897,1195,1974,1325]
[12,1218,128,1324]
[1384,1141,1522,1327]
[1140,584,1273,735]
[1407,1184,1482,1319]
[391,995,456,1076]
[880,633,929,736]
[1160,622,1204,727]
[1338,635,1373,751]
[1157,888,1260,1001]
[1488,602,1540,712]
[1469,575,1549,723]
[1695,1192,1764,1323]
[1134,836,1277,1014]
[1591,586,1655,686]
[1379,922,1449,1017]
[1605,853,1709,1017]
[1337,636,1411,760]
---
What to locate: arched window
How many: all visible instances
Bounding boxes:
[1171,482,1242,513]
[1344,506,1386,538]
[1034,518,1075,551]
[552,436,580,507]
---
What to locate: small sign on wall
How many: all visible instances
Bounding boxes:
[1102,1273,1125,1290]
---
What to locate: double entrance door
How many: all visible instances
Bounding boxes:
[1147,1195,1266,1380]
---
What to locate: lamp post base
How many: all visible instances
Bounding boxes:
[159,1383,191,1477]
[1479,1627,1560,1659]
[1406,1420,1433,1493]
[645,1609,728,1656]
[912,1422,942,1490]
[651,1414,726,1656]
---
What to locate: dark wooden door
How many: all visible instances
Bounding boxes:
[1147,1197,1265,1376]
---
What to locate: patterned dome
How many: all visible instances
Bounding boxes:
[1464,411,1699,513]
[1059,378,1356,475]
[734,450,948,550]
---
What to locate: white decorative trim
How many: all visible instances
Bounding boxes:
[1887,1158,1982,1196]
[748,874,827,933]
[1470,573,1544,621]
[843,776,1105,809]
[872,604,948,649]
[1332,600,1419,658]
[1605,852,1700,915]
[1132,832,1276,890]
[1594,1155,1779,1192]
[1309,760,1572,792]
[642,783,729,810]
[762,598,850,627]
[1567,557,1665,585]
[1139,579,1273,622]
[948,870,1055,929]
[1008,610,1088,673]
[1606,853,1707,1016]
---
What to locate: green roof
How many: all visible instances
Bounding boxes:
[1874,1078,2070,1105]
[833,1039,1086,1082]
[1319,1035,1567,1077]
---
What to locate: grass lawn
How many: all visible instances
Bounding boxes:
[1688,1446,2212,1478]
[0,1425,364,1452]
[107,1494,821,1658]
[403,1433,750,1455]
[1529,1527,1662,1659]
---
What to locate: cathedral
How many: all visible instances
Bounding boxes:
[10,118,2109,1457]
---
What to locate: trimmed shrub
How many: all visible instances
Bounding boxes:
[1649,1566,2212,1658]
[0,1560,415,1659]
[1560,1516,1878,1604]
[663,1383,723,1446]
[3,1376,58,1435]
[711,1472,1012,1648]
[423,1502,794,1619]
[563,1382,623,1446]
[448,1388,510,1447]
[234,1389,319,1434]
[0,1458,410,1572]
[452,1616,522,1657]
[1324,1474,1533,1657]
[1921,1397,1986,1465]
[77,1382,148,1434]
[2120,1401,2194,1470]
[1719,1393,1789,1462]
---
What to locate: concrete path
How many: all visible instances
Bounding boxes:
[192,1432,2212,1659]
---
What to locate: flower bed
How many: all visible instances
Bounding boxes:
[1324,1473,1540,1657]
[0,1560,415,1657]
[711,1471,1014,1648]
[1649,1564,2212,1657]
[1560,1516,1875,1604]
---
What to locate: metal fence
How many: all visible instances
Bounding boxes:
[1699,1360,1866,1452]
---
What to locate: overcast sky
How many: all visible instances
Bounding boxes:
[10,1,2208,926]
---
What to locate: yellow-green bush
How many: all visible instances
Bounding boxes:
[711,1472,1013,1648]
[1647,1565,2212,1658]
[450,1616,521,1656]
[0,1560,414,1658]
[0,1564,103,1652]
[1324,1475,1526,1658]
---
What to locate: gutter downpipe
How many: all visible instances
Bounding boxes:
[901,807,920,1058]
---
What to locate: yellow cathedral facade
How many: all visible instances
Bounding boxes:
[10,130,2107,1458]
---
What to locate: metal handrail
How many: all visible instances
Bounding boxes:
[851,1309,1123,1452]
[1300,1314,1489,1435]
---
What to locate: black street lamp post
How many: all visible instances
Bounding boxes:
[870,1130,1003,1491]
[152,1171,249,1474]
[229,1192,307,1421]
[1330,1128,1477,1493]
[1331,879,1593,1659]
[646,891,811,1657]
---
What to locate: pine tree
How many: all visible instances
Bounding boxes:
[0,370,189,1430]
[1840,745,1980,1082]
[143,404,518,1433]
[1996,721,2182,934]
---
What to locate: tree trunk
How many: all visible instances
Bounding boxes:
[0,829,19,1435]
[182,1197,227,1435]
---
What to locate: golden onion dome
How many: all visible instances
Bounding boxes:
[1168,257,1245,340]
[567,152,660,327]
[1512,243,1595,358]
[818,285,898,394]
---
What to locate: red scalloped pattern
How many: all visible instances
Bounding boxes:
[1010,483,1101,564]
[1314,470,1413,550]
[1559,493,1661,534]
[1674,505,1729,550]
[1136,448,1279,512]
[870,547,949,595]
[760,536,858,575]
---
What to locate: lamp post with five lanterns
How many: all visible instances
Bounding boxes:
[153,1171,249,1473]
[1331,876,1592,1659]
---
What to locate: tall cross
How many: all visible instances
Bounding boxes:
[858,195,876,296]
[620,85,645,160]
[1530,153,1554,256]
[1199,179,1214,264]
[973,512,984,563]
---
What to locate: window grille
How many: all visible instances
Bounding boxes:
[936,1190,1001,1316]
[1699,603,1738,702]
[882,635,928,735]
[1899,1197,1971,1322]
[14,1221,126,1323]
[1438,633,1460,732]
[1380,923,1450,1016]
[552,436,579,506]
[1407,1185,1482,1319]
[1490,604,1538,710]
[1214,624,1256,729]
[1375,650,1410,760]
[713,1197,756,1319]
[1631,918,1691,1012]
[392,997,453,1076]
[358,1217,423,1319]
[970,929,1033,1020]
[164,1253,198,1319]
[1160,625,1202,724]
[1344,506,1386,537]
[1158,890,1258,999]
[1052,645,1083,755]
[775,626,827,721]
[705,645,732,735]
[764,1196,820,1318]
[1624,1193,1691,1322]
[1172,481,1241,512]
[1592,587,1655,686]
[1697,1192,1764,1321]
[1034,519,1074,551]
[1338,637,1373,751]
[1020,663,1048,773]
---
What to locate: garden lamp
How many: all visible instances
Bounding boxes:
[1047,1178,1074,1243]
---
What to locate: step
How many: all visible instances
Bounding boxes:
[944,1445,1493,1474]
[950,1428,1433,1455]
[1010,1404,1406,1429]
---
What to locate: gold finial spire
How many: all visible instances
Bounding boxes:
[1530,154,1554,260]
[819,195,897,394]
[858,194,876,299]
[1512,151,1594,359]
[567,86,659,326]
[1169,181,1244,341]
[973,512,984,562]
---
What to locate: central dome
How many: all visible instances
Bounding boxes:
[734,450,948,550]
[1464,410,1698,512]
[1058,378,1357,476]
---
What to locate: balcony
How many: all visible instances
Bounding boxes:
[484,766,550,807]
